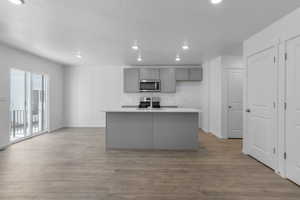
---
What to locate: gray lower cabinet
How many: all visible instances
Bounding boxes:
[160,68,176,93]
[153,113,199,150]
[175,68,189,81]
[139,68,160,80]
[189,68,203,81]
[106,112,199,150]
[106,113,153,149]
[124,68,139,93]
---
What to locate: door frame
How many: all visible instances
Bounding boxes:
[283,33,300,182]
[243,44,279,171]
[9,68,50,145]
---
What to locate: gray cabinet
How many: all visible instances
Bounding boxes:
[189,68,203,81]
[106,113,153,149]
[160,68,176,93]
[176,68,203,81]
[124,68,139,93]
[124,67,202,93]
[139,68,160,80]
[153,113,198,150]
[106,112,199,150]
[175,68,189,81]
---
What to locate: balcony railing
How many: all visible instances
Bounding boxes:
[10,109,40,139]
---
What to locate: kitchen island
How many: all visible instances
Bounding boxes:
[104,108,200,150]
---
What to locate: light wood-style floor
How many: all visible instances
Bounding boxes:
[0,128,299,200]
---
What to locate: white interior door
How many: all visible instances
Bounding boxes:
[227,69,243,138]
[246,47,277,169]
[286,36,300,185]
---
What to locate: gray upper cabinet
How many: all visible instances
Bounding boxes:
[139,68,160,80]
[124,68,139,93]
[124,67,202,93]
[160,68,176,93]
[189,68,203,81]
[175,68,203,81]
[175,68,189,81]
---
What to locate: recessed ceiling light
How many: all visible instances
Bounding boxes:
[182,44,189,50]
[76,51,82,59]
[175,55,181,62]
[8,0,25,5]
[132,45,139,51]
[137,54,142,62]
[210,0,223,4]
[132,40,139,51]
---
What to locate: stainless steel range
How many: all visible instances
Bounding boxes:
[138,97,161,108]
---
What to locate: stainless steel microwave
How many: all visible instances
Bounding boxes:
[139,80,161,92]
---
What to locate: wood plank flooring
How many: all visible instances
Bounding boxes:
[0,128,299,200]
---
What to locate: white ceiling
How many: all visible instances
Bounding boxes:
[0,0,300,66]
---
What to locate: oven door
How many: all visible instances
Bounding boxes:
[139,80,160,92]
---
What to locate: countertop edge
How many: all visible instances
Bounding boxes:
[101,108,202,113]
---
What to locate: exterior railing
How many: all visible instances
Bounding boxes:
[10,110,40,139]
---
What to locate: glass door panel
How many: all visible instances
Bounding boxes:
[10,70,48,141]
[31,73,47,134]
[10,69,28,141]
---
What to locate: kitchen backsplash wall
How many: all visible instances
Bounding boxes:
[64,65,207,128]
[121,82,202,108]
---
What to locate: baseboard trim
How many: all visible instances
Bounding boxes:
[9,131,49,146]
[49,126,64,132]
[0,144,9,151]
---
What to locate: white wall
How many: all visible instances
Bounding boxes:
[0,44,64,149]
[202,56,243,138]
[63,66,208,129]
[199,62,210,132]
[63,66,122,127]
[207,57,223,138]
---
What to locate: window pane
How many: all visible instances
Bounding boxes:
[31,73,47,134]
[10,69,27,141]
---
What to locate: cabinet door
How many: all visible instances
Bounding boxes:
[160,68,176,93]
[124,68,139,93]
[153,113,198,150]
[139,68,160,80]
[106,113,154,149]
[175,68,189,81]
[189,68,203,81]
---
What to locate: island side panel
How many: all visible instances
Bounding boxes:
[153,112,199,150]
[106,112,153,149]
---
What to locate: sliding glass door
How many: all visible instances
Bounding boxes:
[10,69,28,140]
[10,69,48,142]
[31,73,47,134]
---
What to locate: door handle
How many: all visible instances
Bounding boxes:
[246,109,251,113]
[228,106,232,109]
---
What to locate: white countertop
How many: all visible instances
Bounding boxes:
[103,107,201,113]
